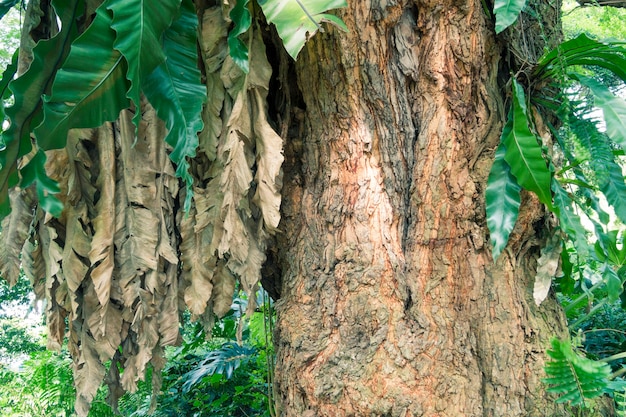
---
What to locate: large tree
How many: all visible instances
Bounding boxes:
[2,0,625,415]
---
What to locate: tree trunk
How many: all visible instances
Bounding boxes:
[273,1,568,415]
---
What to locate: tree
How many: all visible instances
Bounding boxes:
[1,0,626,416]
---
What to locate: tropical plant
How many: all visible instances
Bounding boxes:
[1,0,626,415]
[0,0,342,414]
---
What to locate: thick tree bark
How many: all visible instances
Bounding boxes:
[273,1,569,416]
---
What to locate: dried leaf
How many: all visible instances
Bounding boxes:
[534,233,562,306]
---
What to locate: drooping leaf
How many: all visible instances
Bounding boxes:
[258,0,347,59]
[228,0,251,73]
[601,263,623,303]
[143,0,206,211]
[493,0,527,34]
[19,150,63,216]
[0,0,81,219]
[107,0,182,130]
[502,79,553,208]
[544,338,611,406]
[486,143,521,261]
[34,3,130,151]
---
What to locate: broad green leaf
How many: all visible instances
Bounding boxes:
[228,0,251,73]
[34,3,130,151]
[493,0,527,34]
[107,0,181,130]
[486,143,521,261]
[0,0,81,219]
[601,263,623,302]
[577,76,626,156]
[19,150,63,216]
[258,0,347,59]
[143,0,206,211]
[0,0,19,21]
[502,79,553,208]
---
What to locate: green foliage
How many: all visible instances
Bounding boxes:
[228,0,252,73]
[493,0,528,33]
[0,0,346,221]
[117,293,275,417]
[502,79,553,208]
[563,0,626,41]
[143,0,206,211]
[544,338,612,406]
[258,0,348,59]
[0,0,19,21]
[486,143,521,260]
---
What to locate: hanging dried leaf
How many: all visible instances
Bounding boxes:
[0,188,36,285]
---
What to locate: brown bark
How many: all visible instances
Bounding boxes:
[273,1,568,416]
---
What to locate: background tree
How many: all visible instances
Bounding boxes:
[1,0,626,416]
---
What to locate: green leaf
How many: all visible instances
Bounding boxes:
[34,3,130,151]
[569,115,626,225]
[544,338,611,406]
[493,0,527,34]
[601,263,622,302]
[0,0,19,21]
[486,143,521,261]
[552,180,590,257]
[536,34,626,82]
[107,0,182,130]
[19,150,63,217]
[228,0,251,74]
[143,0,206,212]
[181,343,256,392]
[577,76,626,157]
[0,48,18,128]
[502,79,553,208]
[258,0,348,60]
[0,0,81,219]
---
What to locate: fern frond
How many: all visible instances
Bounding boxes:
[544,338,611,406]
[181,343,257,393]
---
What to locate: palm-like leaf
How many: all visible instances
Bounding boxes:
[544,338,611,406]
[181,343,257,393]
[486,143,521,261]
[535,34,626,83]
[258,0,347,59]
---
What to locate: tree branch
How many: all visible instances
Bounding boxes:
[577,0,626,8]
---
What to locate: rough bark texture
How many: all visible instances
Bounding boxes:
[273,1,569,416]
